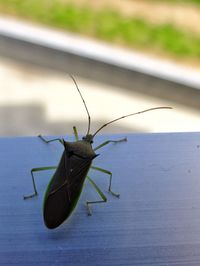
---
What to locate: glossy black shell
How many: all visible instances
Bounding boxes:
[43,140,97,229]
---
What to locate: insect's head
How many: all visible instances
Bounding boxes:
[82,134,93,144]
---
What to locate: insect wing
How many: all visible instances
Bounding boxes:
[43,151,92,229]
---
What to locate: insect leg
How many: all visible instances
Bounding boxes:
[94,137,127,151]
[23,166,57,200]
[86,175,107,216]
[91,166,119,197]
[38,135,64,145]
[73,126,79,141]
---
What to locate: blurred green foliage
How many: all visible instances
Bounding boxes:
[0,0,200,59]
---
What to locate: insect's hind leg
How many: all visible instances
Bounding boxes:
[23,166,57,200]
[94,137,127,151]
[86,175,107,216]
[91,166,119,197]
[38,135,64,145]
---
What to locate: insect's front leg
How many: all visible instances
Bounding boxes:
[93,137,127,151]
[38,135,64,145]
[23,166,57,200]
[91,166,119,197]
[73,126,79,141]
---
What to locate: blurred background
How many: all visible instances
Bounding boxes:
[0,0,200,137]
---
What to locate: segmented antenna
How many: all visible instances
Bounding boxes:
[69,75,91,135]
[92,106,172,137]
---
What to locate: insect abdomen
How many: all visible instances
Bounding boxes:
[43,149,94,229]
[43,181,83,229]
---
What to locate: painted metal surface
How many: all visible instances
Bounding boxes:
[0,133,200,265]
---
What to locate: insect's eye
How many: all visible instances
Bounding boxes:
[90,140,93,144]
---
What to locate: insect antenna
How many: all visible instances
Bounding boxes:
[92,106,172,138]
[69,75,91,135]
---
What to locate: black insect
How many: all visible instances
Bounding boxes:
[24,76,172,229]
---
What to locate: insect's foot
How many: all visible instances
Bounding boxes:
[109,190,120,198]
[23,193,38,200]
[38,134,47,143]
[119,137,127,142]
[86,202,92,216]
[114,137,127,144]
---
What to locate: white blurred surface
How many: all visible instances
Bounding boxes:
[0,57,200,136]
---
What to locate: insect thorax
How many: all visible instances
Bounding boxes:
[64,140,96,159]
